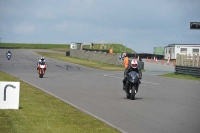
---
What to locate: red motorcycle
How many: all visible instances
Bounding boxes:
[37,62,46,78]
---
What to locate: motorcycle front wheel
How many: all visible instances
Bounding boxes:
[130,85,136,100]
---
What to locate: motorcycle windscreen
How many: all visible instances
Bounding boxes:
[127,71,139,83]
[40,65,45,68]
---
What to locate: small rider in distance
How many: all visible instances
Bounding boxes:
[6,50,12,57]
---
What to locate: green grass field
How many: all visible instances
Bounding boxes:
[0,71,120,133]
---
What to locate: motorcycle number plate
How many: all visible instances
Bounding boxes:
[130,90,132,93]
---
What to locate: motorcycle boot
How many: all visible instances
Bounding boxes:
[122,78,126,90]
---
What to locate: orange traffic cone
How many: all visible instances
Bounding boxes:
[161,58,164,65]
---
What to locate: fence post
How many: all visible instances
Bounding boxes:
[180,54,183,66]
[197,54,199,67]
[193,54,195,67]
[178,53,181,66]
[188,54,190,66]
[176,54,179,65]
[184,54,187,66]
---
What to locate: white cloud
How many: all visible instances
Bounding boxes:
[13,23,35,35]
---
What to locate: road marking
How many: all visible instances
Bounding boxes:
[104,73,159,85]
[140,81,159,85]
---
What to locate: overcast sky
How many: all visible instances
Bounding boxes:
[0,0,200,53]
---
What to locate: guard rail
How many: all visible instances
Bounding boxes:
[175,65,200,77]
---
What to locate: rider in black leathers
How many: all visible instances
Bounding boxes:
[122,59,142,91]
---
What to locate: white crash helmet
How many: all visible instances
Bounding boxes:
[40,56,45,60]
[131,59,138,68]
[123,53,127,57]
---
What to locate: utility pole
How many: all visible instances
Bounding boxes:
[0,38,1,43]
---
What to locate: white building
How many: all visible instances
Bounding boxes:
[164,44,200,60]
[70,42,83,50]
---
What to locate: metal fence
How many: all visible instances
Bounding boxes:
[175,65,200,77]
[175,54,200,77]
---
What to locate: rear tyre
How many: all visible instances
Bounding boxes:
[130,86,136,100]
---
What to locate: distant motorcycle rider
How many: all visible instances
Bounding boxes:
[6,50,12,57]
[122,59,142,91]
[37,56,47,72]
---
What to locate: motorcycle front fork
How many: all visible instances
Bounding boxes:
[126,84,139,93]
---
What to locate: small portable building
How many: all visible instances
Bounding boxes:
[164,44,200,60]
[70,42,83,50]
[153,47,164,55]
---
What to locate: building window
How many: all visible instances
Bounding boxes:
[193,48,199,54]
[180,48,187,54]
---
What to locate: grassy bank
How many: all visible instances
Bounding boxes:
[0,43,134,53]
[159,73,200,81]
[0,43,70,52]
[83,43,135,53]
[0,71,120,133]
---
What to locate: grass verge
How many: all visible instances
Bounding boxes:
[0,71,120,133]
[159,73,200,81]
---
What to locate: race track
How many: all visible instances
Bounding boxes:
[1,49,200,133]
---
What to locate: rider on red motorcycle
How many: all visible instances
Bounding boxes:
[37,57,47,73]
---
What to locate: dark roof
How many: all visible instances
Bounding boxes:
[71,42,83,44]
[164,44,200,48]
[168,44,200,47]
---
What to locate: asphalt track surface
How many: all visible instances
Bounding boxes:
[1,49,200,133]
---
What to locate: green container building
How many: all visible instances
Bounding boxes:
[153,47,164,55]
